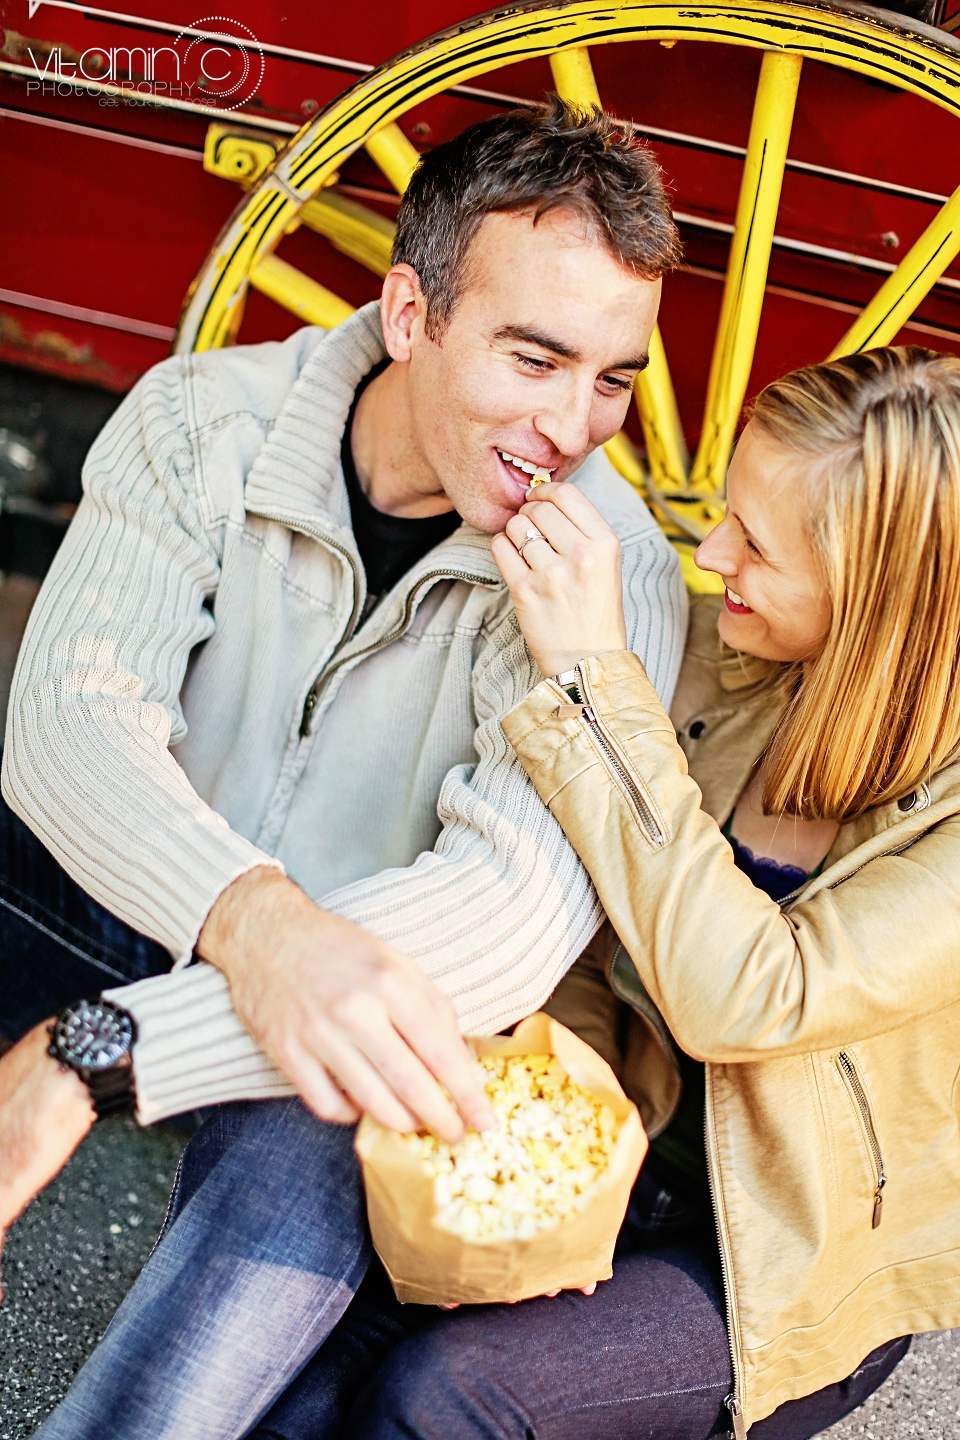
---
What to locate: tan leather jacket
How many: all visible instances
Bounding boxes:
[502,596,960,1435]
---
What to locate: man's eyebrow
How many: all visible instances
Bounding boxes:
[492,325,650,373]
[492,325,582,360]
[611,352,649,373]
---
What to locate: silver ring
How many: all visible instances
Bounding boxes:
[517,527,546,560]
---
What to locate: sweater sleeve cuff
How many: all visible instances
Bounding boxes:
[166,852,286,971]
[103,962,294,1124]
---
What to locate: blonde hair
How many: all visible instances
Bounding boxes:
[749,346,960,822]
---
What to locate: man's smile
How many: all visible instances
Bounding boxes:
[495,448,558,506]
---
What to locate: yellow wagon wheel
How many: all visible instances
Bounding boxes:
[175,0,960,592]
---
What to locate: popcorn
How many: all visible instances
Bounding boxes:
[401,1054,620,1243]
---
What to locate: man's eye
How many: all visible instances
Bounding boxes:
[599,375,633,393]
[515,354,552,373]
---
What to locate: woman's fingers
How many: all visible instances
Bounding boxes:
[503,514,559,567]
[522,480,617,542]
[494,484,627,676]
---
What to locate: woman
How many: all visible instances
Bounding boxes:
[313,346,960,1440]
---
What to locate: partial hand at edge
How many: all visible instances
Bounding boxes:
[198,867,494,1144]
[0,1022,96,1302]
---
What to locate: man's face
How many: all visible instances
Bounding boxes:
[395,208,661,534]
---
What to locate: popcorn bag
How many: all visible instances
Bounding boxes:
[355,1013,648,1305]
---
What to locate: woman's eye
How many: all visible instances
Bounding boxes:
[745,538,762,557]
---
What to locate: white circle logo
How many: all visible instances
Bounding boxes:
[174,16,265,111]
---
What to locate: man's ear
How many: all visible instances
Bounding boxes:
[380,264,428,363]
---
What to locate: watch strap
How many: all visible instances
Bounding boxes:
[81,1056,137,1120]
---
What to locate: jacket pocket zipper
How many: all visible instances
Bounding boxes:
[568,668,665,848]
[837,1051,886,1228]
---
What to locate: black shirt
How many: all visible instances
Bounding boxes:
[341,361,461,614]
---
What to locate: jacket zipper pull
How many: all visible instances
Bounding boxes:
[726,1393,747,1440]
[873,1173,886,1229]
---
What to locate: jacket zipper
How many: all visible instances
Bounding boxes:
[569,666,665,848]
[566,669,736,1423]
[837,1051,887,1228]
[702,1102,747,1437]
[300,566,494,736]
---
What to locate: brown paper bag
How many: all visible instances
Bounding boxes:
[355,1013,648,1305]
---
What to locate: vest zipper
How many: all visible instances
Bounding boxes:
[569,666,665,848]
[300,566,494,736]
[837,1051,887,1228]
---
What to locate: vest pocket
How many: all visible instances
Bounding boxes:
[837,1051,887,1228]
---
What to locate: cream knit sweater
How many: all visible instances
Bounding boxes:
[3,306,687,1121]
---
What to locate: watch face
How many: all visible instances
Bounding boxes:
[53,1000,135,1071]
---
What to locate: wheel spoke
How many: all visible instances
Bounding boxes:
[548,46,602,107]
[635,325,689,490]
[828,183,960,358]
[250,254,356,328]
[302,191,396,277]
[549,45,688,490]
[689,51,803,493]
[365,122,421,194]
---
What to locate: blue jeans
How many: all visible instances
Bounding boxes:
[34,1104,908,1440]
[247,1155,908,1440]
[2,792,908,1439]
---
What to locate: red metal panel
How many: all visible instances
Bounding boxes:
[2,0,959,438]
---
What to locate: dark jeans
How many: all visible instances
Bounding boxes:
[2,789,910,1439]
[247,1155,908,1440]
[0,793,172,1041]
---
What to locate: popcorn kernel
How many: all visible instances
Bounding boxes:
[401,1054,620,1243]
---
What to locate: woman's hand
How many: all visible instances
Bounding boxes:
[491,483,627,678]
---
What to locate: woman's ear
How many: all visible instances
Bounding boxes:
[380,264,428,363]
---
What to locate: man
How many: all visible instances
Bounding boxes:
[4,100,685,1434]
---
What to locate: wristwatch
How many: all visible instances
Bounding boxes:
[47,998,138,1119]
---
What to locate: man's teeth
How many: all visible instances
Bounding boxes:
[727,589,746,606]
[499,451,554,481]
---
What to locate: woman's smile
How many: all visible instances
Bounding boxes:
[724,588,754,615]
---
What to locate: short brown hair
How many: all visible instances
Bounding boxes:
[393,96,681,338]
[750,346,960,821]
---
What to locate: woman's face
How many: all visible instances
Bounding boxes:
[695,423,832,662]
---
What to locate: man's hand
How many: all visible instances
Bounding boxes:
[198,868,494,1143]
[0,1022,96,1301]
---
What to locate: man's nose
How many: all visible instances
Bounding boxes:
[533,383,595,461]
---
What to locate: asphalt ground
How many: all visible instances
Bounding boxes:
[1,1117,958,1438]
